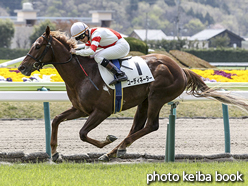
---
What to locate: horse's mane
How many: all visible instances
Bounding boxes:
[49,31,77,50]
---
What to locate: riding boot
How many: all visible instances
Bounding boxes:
[101,58,128,85]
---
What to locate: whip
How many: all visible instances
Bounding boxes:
[74,55,99,91]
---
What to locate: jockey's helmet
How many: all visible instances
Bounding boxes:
[70,22,89,38]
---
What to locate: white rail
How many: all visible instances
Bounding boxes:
[209,62,248,67]
[0,91,69,102]
[0,56,25,67]
[0,91,247,102]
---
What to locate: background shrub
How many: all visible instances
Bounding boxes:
[125,37,148,54]
[0,48,29,59]
[183,48,248,62]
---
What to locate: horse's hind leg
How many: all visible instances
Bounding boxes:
[100,97,164,161]
[100,113,159,162]
[116,112,160,155]
[103,99,148,159]
[51,107,86,160]
[128,99,148,135]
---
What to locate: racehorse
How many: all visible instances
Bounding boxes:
[18,26,248,162]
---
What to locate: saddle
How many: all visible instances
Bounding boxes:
[98,56,154,89]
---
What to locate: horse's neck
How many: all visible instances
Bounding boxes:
[53,56,96,88]
[51,40,97,89]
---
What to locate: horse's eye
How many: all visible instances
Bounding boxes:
[36,45,41,49]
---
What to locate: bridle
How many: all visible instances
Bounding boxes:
[27,35,72,71]
[27,34,99,90]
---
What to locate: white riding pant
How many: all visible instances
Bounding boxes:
[93,38,130,64]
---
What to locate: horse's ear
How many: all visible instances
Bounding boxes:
[46,26,50,36]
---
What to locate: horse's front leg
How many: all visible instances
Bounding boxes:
[51,107,86,161]
[79,109,117,148]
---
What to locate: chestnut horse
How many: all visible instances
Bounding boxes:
[18,27,248,162]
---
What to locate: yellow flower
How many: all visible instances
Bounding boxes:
[0,68,64,82]
[1,67,248,83]
[191,69,248,82]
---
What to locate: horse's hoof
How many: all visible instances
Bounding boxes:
[106,135,118,142]
[117,149,126,158]
[98,154,110,162]
[52,152,59,162]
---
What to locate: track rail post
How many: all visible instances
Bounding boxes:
[165,101,179,162]
[222,103,231,153]
[39,87,52,158]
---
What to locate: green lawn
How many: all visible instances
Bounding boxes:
[0,100,247,119]
[0,59,9,63]
[0,162,247,186]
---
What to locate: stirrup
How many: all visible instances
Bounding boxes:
[109,75,128,85]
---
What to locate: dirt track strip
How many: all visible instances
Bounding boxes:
[0,118,247,157]
[1,151,248,164]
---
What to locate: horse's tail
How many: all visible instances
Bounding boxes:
[182,68,248,111]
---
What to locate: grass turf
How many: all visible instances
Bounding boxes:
[0,100,247,119]
[0,162,247,185]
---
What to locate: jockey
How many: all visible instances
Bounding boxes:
[70,22,130,85]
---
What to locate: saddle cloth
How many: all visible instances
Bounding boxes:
[98,56,154,89]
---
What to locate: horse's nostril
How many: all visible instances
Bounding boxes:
[18,65,25,71]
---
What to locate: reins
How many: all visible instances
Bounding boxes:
[74,55,99,91]
[27,34,99,90]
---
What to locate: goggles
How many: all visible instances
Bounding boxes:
[75,33,86,41]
